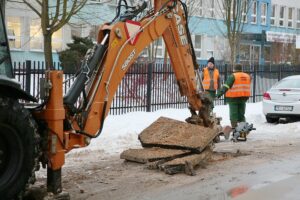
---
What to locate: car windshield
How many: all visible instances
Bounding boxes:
[274,78,300,89]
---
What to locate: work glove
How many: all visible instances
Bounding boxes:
[216,90,223,98]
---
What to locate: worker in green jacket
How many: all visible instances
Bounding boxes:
[216,64,251,128]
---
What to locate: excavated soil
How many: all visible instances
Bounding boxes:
[25,138,300,200]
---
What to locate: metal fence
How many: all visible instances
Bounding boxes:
[13,60,300,115]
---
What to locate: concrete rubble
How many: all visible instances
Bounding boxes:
[121,117,219,175]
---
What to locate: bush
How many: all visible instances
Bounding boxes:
[59,36,94,73]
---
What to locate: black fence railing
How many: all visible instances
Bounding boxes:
[13,60,300,115]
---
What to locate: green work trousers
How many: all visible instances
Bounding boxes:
[228,101,246,127]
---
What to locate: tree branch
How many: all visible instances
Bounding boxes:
[23,0,41,17]
[51,0,87,33]
[35,0,42,6]
[50,0,62,27]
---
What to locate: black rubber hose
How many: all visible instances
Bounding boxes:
[75,101,107,138]
[178,0,199,70]
[63,43,107,108]
[111,0,128,23]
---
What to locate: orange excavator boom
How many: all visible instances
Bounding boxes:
[32,0,214,195]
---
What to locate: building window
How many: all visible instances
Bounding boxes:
[71,25,83,37]
[279,6,285,27]
[264,46,271,64]
[261,3,267,25]
[194,0,203,17]
[193,35,201,59]
[140,47,149,58]
[52,29,62,51]
[288,8,293,28]
[241,0,248,23]
[7,17,22,49]
[297,9,300,29]
[155,37,164,58]
[208,0,215,18]
[207,51,214,58]
[271,4,276,26]
[240,45,250,64]
[220,0,226,18]
[139,38,164,58]
[30,19,63,51]
[206,36,214,59]
[89,25,99,41]
[251,1,257,24]
[30,19,43,50]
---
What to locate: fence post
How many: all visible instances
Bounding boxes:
[25,60,31,95]
[252,65,257,103]
[279,64,282,80]
[146,62,153,112]
[224,64,228,105]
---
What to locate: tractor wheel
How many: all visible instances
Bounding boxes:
[0,97,40,199]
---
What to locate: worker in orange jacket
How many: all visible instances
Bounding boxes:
[202,57,220,112]
[217,64,251,128]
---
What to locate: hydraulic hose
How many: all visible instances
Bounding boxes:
[75,101,107,138]
[178,0,199,70]
[63,35,109,111]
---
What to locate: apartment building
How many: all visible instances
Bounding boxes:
[267,0,300,64]
[182,0,300,65]
[4,0,300,65]
[186,0,273,66]
[5,1,115,64]
[5,1,69,63]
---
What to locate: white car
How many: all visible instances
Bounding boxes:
[263,75,300,123]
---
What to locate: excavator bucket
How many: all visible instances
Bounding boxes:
[138,117,219,153]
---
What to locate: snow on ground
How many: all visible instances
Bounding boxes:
[68,102,300,159]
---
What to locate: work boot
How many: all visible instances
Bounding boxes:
[231,121,238,129]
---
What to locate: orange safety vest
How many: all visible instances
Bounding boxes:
[202,67,219,90]
[225,72,251,98]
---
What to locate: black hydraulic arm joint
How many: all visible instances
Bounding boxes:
[63,35,109,112]
[120,0,148,21]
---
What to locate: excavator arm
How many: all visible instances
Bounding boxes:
[33,0,216,194]
[63,0,212,138]
[0,1,219,198]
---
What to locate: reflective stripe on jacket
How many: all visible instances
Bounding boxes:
[225,72,251,98]
[202,67,219,90]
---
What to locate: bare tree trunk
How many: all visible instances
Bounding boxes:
[44,33,53,70]
[21,0,87,70]
[230,47,235,68]
[228,35,236,70]
[0,1,5,16]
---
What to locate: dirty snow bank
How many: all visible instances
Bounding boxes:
[68,102,300,158]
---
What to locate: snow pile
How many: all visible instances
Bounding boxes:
[68,102,300,158]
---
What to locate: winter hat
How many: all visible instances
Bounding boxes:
[234,63,243,71]
[208,57,215,65]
